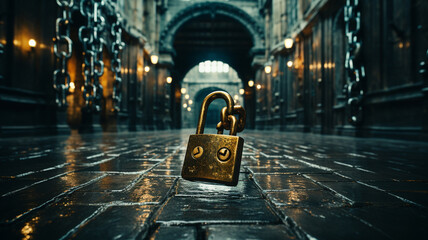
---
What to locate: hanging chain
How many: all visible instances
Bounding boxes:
[79,0,105,112]
[344,0,365,125]
[110,12,125,112]
[420,49,428,82]
[53,0,74,109]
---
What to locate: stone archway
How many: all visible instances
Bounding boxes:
[159,2,265,55]
[162,2,264,129]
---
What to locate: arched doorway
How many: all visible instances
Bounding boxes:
[160,2,264,129]
[181,62,244,130]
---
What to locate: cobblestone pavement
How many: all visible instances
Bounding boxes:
[0,130,428,239]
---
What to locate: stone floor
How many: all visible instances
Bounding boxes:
[0,130,428,239]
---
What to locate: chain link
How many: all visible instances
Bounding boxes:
[343,0,365,125]
[110,12,125,112]
[53,0,74,109]
[216,105,246,134]
[79,0,106,112]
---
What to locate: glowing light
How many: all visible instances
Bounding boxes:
[256,84,262,90]
[183,103,187,108]
[198,62,205,72]
[21,223,33,240]
[144,66,150,72]
[150,55,159,64]
[181,88,187,94]
[28,39,36,48]
[166,77,172,84]
[234,94,239,100]
[187,107,191,112]
[69,82,75,93]
[198,60,229,73]
[189,100,193,105]
[239,89,245,95]
[264,65,272,74]
[223,64,229,72]
[287,61,293,68]
[185,94,189,99]
[248,80,254,87]
[284,38,294,49]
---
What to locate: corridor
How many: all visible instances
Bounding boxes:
[1,0,428,239]
[1,130,427,239]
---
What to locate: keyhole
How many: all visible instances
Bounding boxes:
[192,146,204,159]
[217,147,231,161]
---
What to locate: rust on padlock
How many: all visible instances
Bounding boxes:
[181,91,246,186]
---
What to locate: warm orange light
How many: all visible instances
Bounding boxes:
[166,77,172,84]
[248,80,254,87]
[28,39,36,48]
[69,82,75,93]
[137,66,144,73]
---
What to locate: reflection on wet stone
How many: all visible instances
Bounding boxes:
[71,205,154,239]
[267,189,349,207]
[123,176,177,203]
[253,174,322,190]
[156,197,280,223]
[0,203,99,239]
[205,225,297,240]
[176,177,262,198]
[280,207,388,239]
[149,226,197,240]
[0,131,428,238]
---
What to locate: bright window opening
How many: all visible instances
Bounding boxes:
[198,61,229,73]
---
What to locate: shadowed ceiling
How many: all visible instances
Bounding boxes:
[173,14,254,81]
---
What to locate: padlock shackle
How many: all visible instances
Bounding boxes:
[196,91,234,134]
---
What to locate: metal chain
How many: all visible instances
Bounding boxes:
[217,105,246,134]
[110,12,125,112]
[343,0,365,125]
[79,0,105,112]
[420,49,428,81]
[53,0,74,109]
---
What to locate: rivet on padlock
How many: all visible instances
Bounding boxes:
[181,91,246,186]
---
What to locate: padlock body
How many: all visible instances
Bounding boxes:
[181,134,244,186]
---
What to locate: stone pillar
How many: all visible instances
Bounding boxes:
[153,53,173,129]
[252,53,266,129]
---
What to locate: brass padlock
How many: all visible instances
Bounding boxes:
[181,91,246,186]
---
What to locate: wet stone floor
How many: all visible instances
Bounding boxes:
[0,130,428,239]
